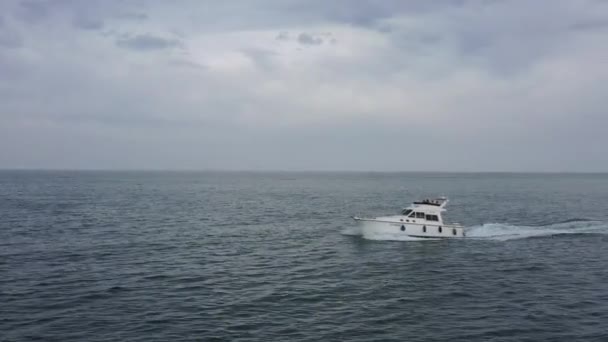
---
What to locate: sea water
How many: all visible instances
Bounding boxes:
[1,171,607,341]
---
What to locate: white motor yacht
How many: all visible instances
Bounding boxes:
[353,197,465,238]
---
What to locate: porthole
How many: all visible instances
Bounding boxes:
[400,219,403,222]
[401,225,405,231]
[438,226,442,233]
[452,228,457,236]
[422,226,426,233]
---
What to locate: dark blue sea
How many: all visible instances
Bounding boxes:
[1,171,608,341]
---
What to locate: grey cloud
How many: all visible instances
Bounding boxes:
[11,1,144,29]
[17,0,50,23]
[132,1,451,33]
[0,52,27,80]
[276,31,331,46]
[2,0,608,171]
[169,59,206,70]
[116,12,148,21]
[0,17,23,49]
[241,48,278,71]
[297,32,323,45]
[72,15,104,30]
[0,31,22,49]
[276,31,289,41]
[4,0,462,35]
[376,1,608,75]
[569,18,608,30]
[285,0,465,28]
[116,34,183,51]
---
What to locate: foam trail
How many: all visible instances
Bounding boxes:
[466,220,608,241]
[340,225,362,236]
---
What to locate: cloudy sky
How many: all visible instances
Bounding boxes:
[1,0,607,171]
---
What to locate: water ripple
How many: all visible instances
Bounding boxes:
[2,171,608,341]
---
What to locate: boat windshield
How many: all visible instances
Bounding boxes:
[401,209,413,216]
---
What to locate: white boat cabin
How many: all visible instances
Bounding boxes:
[399,198,447,225]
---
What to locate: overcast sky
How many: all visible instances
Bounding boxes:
[1,0,607,171]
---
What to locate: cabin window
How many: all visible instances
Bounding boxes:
[438,226,442,233]
[401,209,413,216]
[422,226,426,233]
[426,215,438,221]
[401,225,405,231]
[415,212,425,219]
[452,229,457,236]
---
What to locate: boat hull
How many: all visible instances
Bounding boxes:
[353,218,465,238]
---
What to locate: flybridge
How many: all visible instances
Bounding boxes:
[412,197,448,207]
[402,197,449,218]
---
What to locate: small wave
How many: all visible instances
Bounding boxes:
[466,220,608,241]
[552,218,597,224]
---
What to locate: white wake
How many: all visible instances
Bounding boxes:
[465,220,608,241]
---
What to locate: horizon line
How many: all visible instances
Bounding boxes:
[1,168,607,174]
